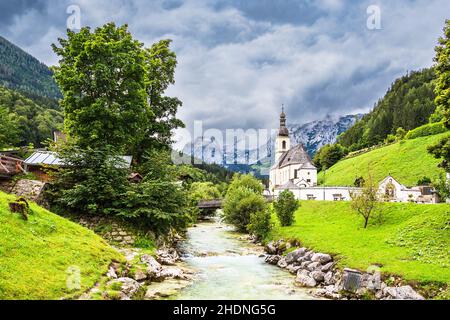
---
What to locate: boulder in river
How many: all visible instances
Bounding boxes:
[265,255,281,265]
[295,273,317,288]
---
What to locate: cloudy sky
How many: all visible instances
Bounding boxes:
[1,0,449,141]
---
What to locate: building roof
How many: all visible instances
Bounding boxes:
[273,144,316,170]
[24,151,132,169]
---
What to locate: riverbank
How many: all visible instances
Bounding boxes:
[167,217,316,300]
[267,201,450,299]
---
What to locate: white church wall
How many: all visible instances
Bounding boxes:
[274,187,361,201]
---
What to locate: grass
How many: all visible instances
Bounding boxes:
[318,132,450,187]
[0,191,123,300]
[270,201,450,286]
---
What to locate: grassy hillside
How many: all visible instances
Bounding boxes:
[0,191,122,299]
[318,132,450,187]
[270,201,450,287]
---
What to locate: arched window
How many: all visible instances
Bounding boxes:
[282,141,286,149]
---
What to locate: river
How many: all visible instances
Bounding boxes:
[168,216,315,300]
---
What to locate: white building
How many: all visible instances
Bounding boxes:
[269,109,318,190]
[268,110,439,204]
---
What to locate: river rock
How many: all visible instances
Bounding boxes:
[324,271,335,285]
[295,273,317,287]
[366,272,382,291]
[157,248,179,265]
[311,253,332,264]
[321,262,334,273]
[303,251,313,261]
[133,269,147,281]
[382,286,424,300]
[107,277,140,298]
[265,255,281,265]
[265,242,277,254]
[315,285,341,299]
[310,270,325,282]
[300,261,311,269]
[141,254,164,281]
[285,248,307,264]
[160,267,187,280]
[307,262,321,272]
[277,258,288,268]
[286,264,301,274]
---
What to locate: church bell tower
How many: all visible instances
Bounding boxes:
[275,105,290,162]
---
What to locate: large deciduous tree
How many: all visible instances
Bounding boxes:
[133,40,185,161]
[51,23,150,153]
[428,20,450,171]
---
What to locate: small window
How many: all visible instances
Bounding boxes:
[282,141,286,149]
[294,170,298,179]
[307,179,311,183]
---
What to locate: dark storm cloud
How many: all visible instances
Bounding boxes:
[0,0,448,147]
[0,0,46,27]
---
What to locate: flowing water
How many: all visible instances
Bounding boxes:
[169,217,315,300]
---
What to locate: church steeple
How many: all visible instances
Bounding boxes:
[278,104,289,137]
[275,105,291,162]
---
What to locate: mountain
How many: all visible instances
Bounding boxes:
[0,35,61,99]
[289,114,363,155]
[337,68,436,151]
[182,114,360,176]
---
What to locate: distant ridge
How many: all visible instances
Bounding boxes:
[0,35,61,99]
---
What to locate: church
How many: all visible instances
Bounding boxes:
[269,109,318,191]
[269,109,440,204]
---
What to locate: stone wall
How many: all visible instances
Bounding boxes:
[0,179,48,206]
[77,216,137,246]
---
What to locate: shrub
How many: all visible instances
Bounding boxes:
[227,174,264,195]
[247,209,272,240]
[119,180,195,234]
[417,176,432,186]
[223,187,267,232]
[273,190,299,227]
[48,145,130,216]
[405,122,447,140]
[189,182,221,202]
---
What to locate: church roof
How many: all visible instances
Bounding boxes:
[273,144,316,170]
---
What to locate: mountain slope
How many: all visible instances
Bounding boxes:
[319,132,450,187]
[0,35,61,99]
[0,191,122,299]
[289,114,362,155]
[337,68,436,151]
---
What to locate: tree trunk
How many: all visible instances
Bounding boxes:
[364,217,369,229]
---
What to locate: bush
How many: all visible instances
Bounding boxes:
[119,180,195,234]
[223,186,267,232]
[273,190,299,226]
[48,146,130,216]
[405,122,447,140]
[189,182,221,202]
[227,174,264,195]
[247,209,272,240]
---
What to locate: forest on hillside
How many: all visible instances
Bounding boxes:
[0,86,63,148]
[0,36,61,100]
[337,68,437,151]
